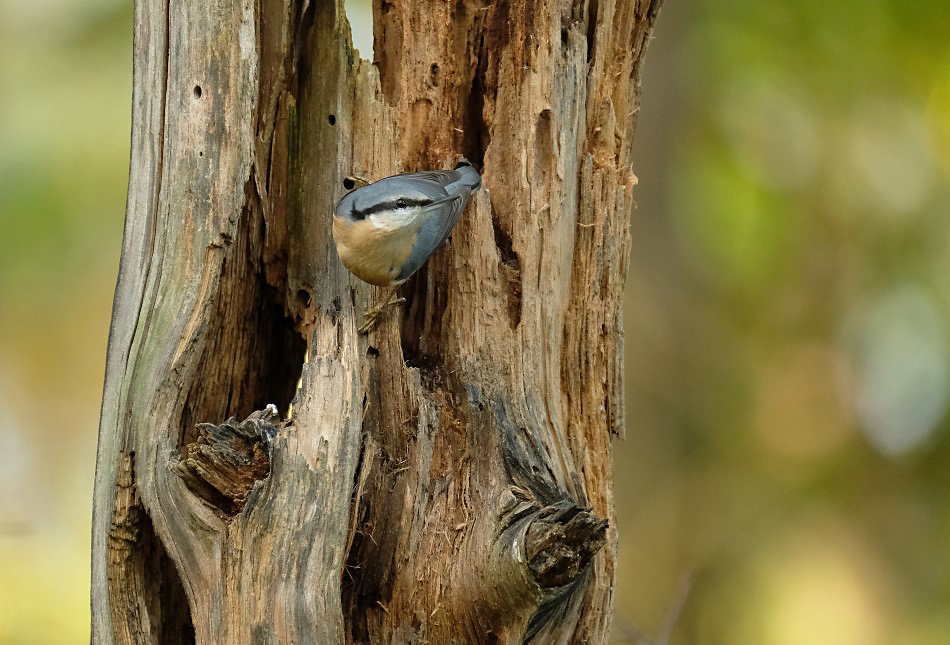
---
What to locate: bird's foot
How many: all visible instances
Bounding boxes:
[358,298,406,334]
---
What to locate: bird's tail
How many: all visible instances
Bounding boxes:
[452,157,482,193]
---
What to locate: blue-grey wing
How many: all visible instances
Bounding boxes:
[393,160,482,193]
[396,163,481,281]
[393,170,462,185]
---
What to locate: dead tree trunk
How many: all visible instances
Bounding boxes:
[91,0,662,642]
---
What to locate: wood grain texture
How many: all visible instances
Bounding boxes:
[91,0,663,643]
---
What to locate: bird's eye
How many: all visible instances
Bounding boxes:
[396,199,408,208]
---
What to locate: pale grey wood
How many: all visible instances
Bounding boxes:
[91,0,664,643]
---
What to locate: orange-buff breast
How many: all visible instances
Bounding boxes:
[332,215,416,287]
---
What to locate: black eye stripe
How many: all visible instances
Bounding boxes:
[394,197,433,208]
[352,196,436,218]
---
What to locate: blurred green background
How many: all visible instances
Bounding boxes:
[1,0,948,643]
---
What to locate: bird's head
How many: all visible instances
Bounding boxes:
[334,176,451,233]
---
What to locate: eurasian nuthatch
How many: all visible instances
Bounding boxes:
[332,158,482,333]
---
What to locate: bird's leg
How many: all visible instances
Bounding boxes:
[358,287,405,334]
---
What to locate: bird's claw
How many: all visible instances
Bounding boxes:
[358,298,406,335]
[358,308,383,335]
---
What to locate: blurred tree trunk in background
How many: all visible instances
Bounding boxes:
[90,0,662,642]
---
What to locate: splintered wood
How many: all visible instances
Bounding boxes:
[91,0,663,643]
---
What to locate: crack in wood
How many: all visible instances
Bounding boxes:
[491,205,523,330]
[108,452,195,644]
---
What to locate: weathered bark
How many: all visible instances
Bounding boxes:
[91,0,663,643]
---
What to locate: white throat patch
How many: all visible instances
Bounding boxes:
[369,207,428,233]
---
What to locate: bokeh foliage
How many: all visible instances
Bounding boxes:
[1,0,131,643]
[617,1,950,643]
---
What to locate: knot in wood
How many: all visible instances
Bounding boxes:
[173,409,280,516]
[524,500,608,589]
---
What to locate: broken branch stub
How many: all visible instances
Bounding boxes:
[525,500,609,590]
[173,408,281,516]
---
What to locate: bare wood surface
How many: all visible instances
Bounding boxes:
[91,0,663,643]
